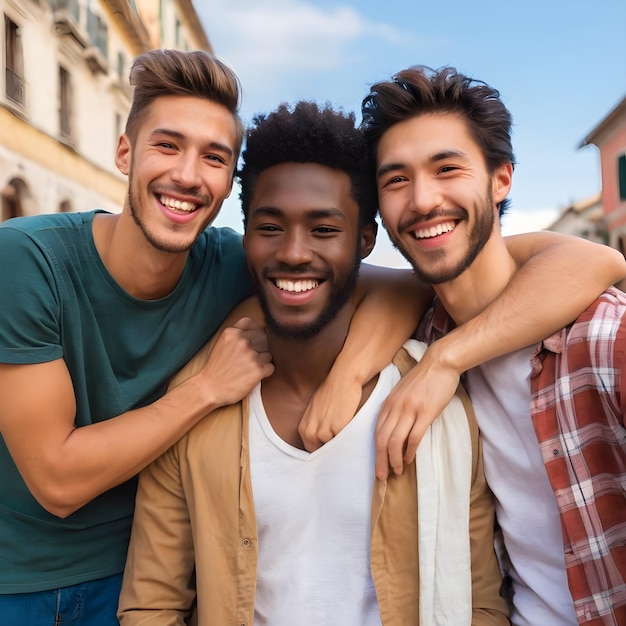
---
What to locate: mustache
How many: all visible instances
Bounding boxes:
[261,264,329,278]
[149,183,211,206]
[397,208,467,233]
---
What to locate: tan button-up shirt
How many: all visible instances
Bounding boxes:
[118,348,509,625]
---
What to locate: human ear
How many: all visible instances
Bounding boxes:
[360,222,378,259]
[492,163,513,206]
[115,135,131,176]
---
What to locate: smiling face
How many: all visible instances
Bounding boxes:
[376,112,511,284]
[115,95,238,254]
[244,162,376,340]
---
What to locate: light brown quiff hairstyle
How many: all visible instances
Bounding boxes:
[124,48,244,159]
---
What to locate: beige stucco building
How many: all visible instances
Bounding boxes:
[0,0,210,222]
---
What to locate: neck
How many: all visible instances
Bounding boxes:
[92,209,188,299]
[434,233,517,326]
[267,303,355,393]
[260,302,361,449]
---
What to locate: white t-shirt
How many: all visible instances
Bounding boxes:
[466,347,577,625]
[248,363,401,626]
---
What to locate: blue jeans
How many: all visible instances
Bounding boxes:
[0,573,122,625]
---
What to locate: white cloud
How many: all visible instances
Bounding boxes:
[196,1,412,113]
[500,207,560,236]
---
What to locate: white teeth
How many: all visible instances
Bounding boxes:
[275,278,319,293]
[413,221,455,239]
[160,195,197,213]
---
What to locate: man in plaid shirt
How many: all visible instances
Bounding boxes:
[361,65,626,625]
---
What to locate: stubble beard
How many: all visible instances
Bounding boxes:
[128,188,197,254]
[255,242,362,341]
[126,163,216,254]
[387,186,496,285]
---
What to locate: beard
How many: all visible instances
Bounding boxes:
[386,185,496,285]
[127,165,213,254]
[255,244,362,341]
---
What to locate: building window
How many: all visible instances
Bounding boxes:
[117,51,126,81]
[175,17,182,48]
[87,8,108,59]
[59,65,73,140]
[1,179,24,222]
[619,154,626,202]
[115,111,123,143]
[4,15,24,105]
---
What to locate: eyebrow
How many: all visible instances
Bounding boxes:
[150,128,234,158]
[250,206,347,220]
[376,149,469,178]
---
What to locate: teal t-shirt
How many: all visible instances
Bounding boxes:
[0,210,252,592]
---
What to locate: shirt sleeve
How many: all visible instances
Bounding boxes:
[118,444,196,625]
[0,227,63,364]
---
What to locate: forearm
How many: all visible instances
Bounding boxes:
[330,264,430,384]
[437,233,626,374]
[3,319,270,517]
[299,265,428,450]
[36,372,230,517]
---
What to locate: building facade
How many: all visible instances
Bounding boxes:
[0,0,210,222]
[545,192,607,244]
[579,96,626,254]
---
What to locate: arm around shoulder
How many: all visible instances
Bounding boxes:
[0,315,271,518]
[299,264,429,450]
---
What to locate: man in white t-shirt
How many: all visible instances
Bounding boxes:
[117,101,509,625]
[364,65,626,624]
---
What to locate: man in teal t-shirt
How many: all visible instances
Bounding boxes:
[0,49,274,626]
[0,210,252,592]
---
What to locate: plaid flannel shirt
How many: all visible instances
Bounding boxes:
[419,288,626,625]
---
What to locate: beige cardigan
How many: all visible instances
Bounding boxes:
[118,346,509,625]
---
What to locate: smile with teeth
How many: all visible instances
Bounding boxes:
[274,278,319,293]
[160,194,198,214]
[412,220,455,239]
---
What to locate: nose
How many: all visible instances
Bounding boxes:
[410,176,443,215]
[171,151,202,189]
[274,229,313,266]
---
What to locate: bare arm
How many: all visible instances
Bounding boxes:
[298,263,430,450]
[0,318,272,518]
[375,232,626,478]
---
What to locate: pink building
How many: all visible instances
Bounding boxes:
[580,96,626,254]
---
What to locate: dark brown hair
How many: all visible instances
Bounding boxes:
[362,66,516,215]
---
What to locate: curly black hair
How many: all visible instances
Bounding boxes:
[238,101,378,229]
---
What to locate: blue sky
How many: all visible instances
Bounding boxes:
[196,0,626,268]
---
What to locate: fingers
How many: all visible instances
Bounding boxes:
[233,317,269,353]
[298,422,333,452]
[299,377,363,452]
[230,317,272,369]
[374,353,461,481]
[375,405,404,480]
[201,318,274,406]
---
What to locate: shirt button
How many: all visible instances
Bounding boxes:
[242,538,251,548]
[553,449,559,456]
